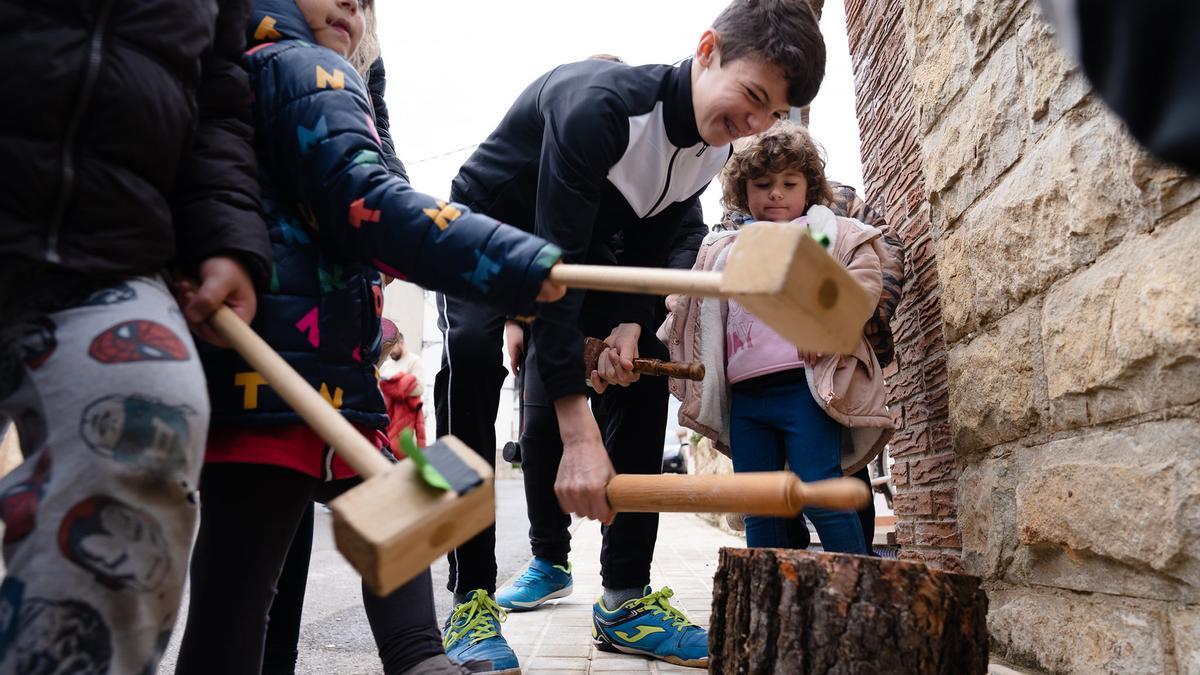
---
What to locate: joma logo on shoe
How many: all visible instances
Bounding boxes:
[614,625,666,643]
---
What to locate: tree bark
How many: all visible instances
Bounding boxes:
[709,548,988,674]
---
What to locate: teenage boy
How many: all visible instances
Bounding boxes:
[435,1,825,671]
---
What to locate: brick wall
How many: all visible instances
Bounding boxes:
[843,0,959,570]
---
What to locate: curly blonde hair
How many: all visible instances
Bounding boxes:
[348,2,380,78]
[720,120,833,216]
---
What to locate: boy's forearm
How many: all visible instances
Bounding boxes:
[554,395,601,445]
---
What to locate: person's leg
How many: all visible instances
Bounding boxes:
[311,479,448,675]
[432,298,518,674]
[176,463,316,674]
[852,465,875,554]
[0,276,207,674]
[434,293,506,597]
[262,502,315,675]
[595,330,667,594]
[784,513,813,550]
[516,341,571,569]
[775,382,867,555]
[588,331,706,669]
[362,569,445,674]
[495,344,573,612]
[729,388,791,548]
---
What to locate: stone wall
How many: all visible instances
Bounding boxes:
[844,0,959,570]
[898,0,1200,671]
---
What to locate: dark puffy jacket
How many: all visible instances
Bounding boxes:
[203,0,560,428]
[0,0,270,291]
[366,58,409,183]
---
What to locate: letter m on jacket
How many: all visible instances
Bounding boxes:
[316,65,345,90]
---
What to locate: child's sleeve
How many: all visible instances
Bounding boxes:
[170,0,271,285]
[263,48,560,317]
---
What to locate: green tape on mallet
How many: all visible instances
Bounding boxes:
[399,428,451,491]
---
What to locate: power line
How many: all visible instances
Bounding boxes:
[405,142,481,166]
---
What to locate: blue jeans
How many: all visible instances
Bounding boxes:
[730,379,867,554]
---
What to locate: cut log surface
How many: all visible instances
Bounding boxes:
[709,548,988,674]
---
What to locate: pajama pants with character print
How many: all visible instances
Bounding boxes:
[0,276,206,675]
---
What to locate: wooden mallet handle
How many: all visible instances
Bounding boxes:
[583,337,704,381]
[631,357,705,381]
[550,264,727,297]
[208,306,393,479]
[606,472,869,516]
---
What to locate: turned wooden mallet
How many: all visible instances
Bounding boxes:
[208,307,495,596]
[607,472,870,515]
[550,221,874,354]
[583,337,705,381]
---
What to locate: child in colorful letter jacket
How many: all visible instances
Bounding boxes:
[175,1,562,672]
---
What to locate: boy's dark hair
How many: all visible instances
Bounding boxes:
[712,0,826,108]
[720,120,833,214]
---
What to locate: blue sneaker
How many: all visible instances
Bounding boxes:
[497,557,573,611]
[592,586,708,668]
[442,590,520,675]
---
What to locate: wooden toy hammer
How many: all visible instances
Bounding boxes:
[550,222,874,354]
[607,472,870,515]
[583,337,705,381]
[209,307,494,596]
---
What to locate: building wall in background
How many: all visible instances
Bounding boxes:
[848,0,1200,670]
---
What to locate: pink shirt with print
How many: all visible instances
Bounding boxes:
[724,217,807,384]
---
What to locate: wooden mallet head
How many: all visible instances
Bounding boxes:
[720,221,875,355]
[329,437,495,595]
[549,221,875,354]
[207,307,496,597]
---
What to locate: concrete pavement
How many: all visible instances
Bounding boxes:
[154,477,742,673]
[497,510,743,674]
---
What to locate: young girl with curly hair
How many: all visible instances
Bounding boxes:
[660,121,894,553]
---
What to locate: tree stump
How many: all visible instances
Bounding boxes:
[709,548,988,674]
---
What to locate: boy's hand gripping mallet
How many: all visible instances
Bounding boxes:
[550,222,874,354]
[208,306,494,596]
[606,472,870,515]
[583,337,705,381]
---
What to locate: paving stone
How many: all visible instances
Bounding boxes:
[524,657,589,670]
[534,643,592,658]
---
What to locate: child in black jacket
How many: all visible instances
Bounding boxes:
[0,1,271,672]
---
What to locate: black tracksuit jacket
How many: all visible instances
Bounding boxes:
[451,58,729,400]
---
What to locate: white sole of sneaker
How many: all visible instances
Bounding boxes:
[594,640,708,669]
[503,585,573,611]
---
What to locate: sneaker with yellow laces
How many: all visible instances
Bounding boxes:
[442,590,519,675]
[591,585,708,668]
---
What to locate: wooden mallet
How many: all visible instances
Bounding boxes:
[583,337,705,381]
[208,307,495,596]
[607,472,870,515]
[550,222,874,354]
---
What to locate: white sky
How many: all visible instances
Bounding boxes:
[375,0,864,224]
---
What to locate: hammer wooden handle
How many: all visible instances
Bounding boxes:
[606,472,869,516]
[550,264,727,297]
[631,357,705,381]
[209,306,394,479]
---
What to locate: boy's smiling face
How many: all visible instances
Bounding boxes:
[691,29,791,147]
[294,0,366,58]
